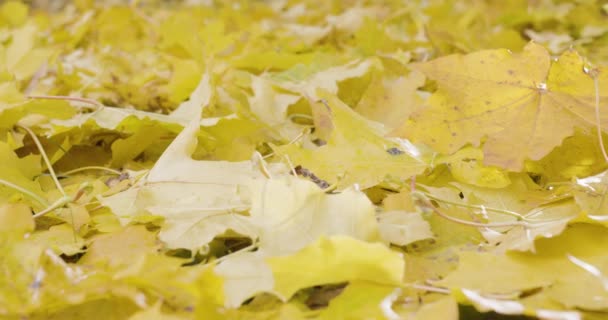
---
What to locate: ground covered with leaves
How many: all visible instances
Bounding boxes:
[2,0,608,319]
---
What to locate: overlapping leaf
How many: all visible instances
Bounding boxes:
[397,42,608,170]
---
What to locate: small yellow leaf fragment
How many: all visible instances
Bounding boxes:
[91,209,122,233]
[437,147,511,188]
[0,203,34,232]
[197,266,226,308]
[320,281,400,320]
[412,296,459,320]
[128,302,186,320]
[382,190,417,211]
[79,225,159,266]
[356,69,425,130]
[29,224,85,256]
[54,203,90,232]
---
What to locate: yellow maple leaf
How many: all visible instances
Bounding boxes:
[396,42,608,170]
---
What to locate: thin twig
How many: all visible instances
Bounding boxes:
[59,166,123,176]
[19,125,67,197]
[412,191,564,229]
[32,196,72,218]
[214,241,259,264]
[412,192,528,228]
[24,63,48,94]
[417,190,526,221]
[408,283,450,294]
[283,155,298,176]
[0,178,49,206]
[253,152,272,179]
[26,95,103,110]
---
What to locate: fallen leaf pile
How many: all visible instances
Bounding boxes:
[1,0,608,319]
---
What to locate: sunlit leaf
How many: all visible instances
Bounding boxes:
[397,42,608,170]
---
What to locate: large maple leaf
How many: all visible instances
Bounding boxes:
[395,42,608,170]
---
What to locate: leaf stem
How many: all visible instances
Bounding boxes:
[26,94,103,110]
[591,73,608,163]
[283,154,298,176]
[412,191,569,229]
[423,201,524,228]
[407,283,450,294]
[59,166,123,176]
[523,196,574,220]
[253,152,272,179]
[0,178,49,206]
[19,125,67,198]
[214,241,259,264]
[417,190,526,221]
[32,195,73,218]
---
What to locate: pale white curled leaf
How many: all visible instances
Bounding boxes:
[99,119,268,250]
[574,170,608,221]
[249,176,380,255]
[567,254,608,291]
[147,118,261,184]
[535,309,581,320]
[379,287,401,320]
[461,289,525,315]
